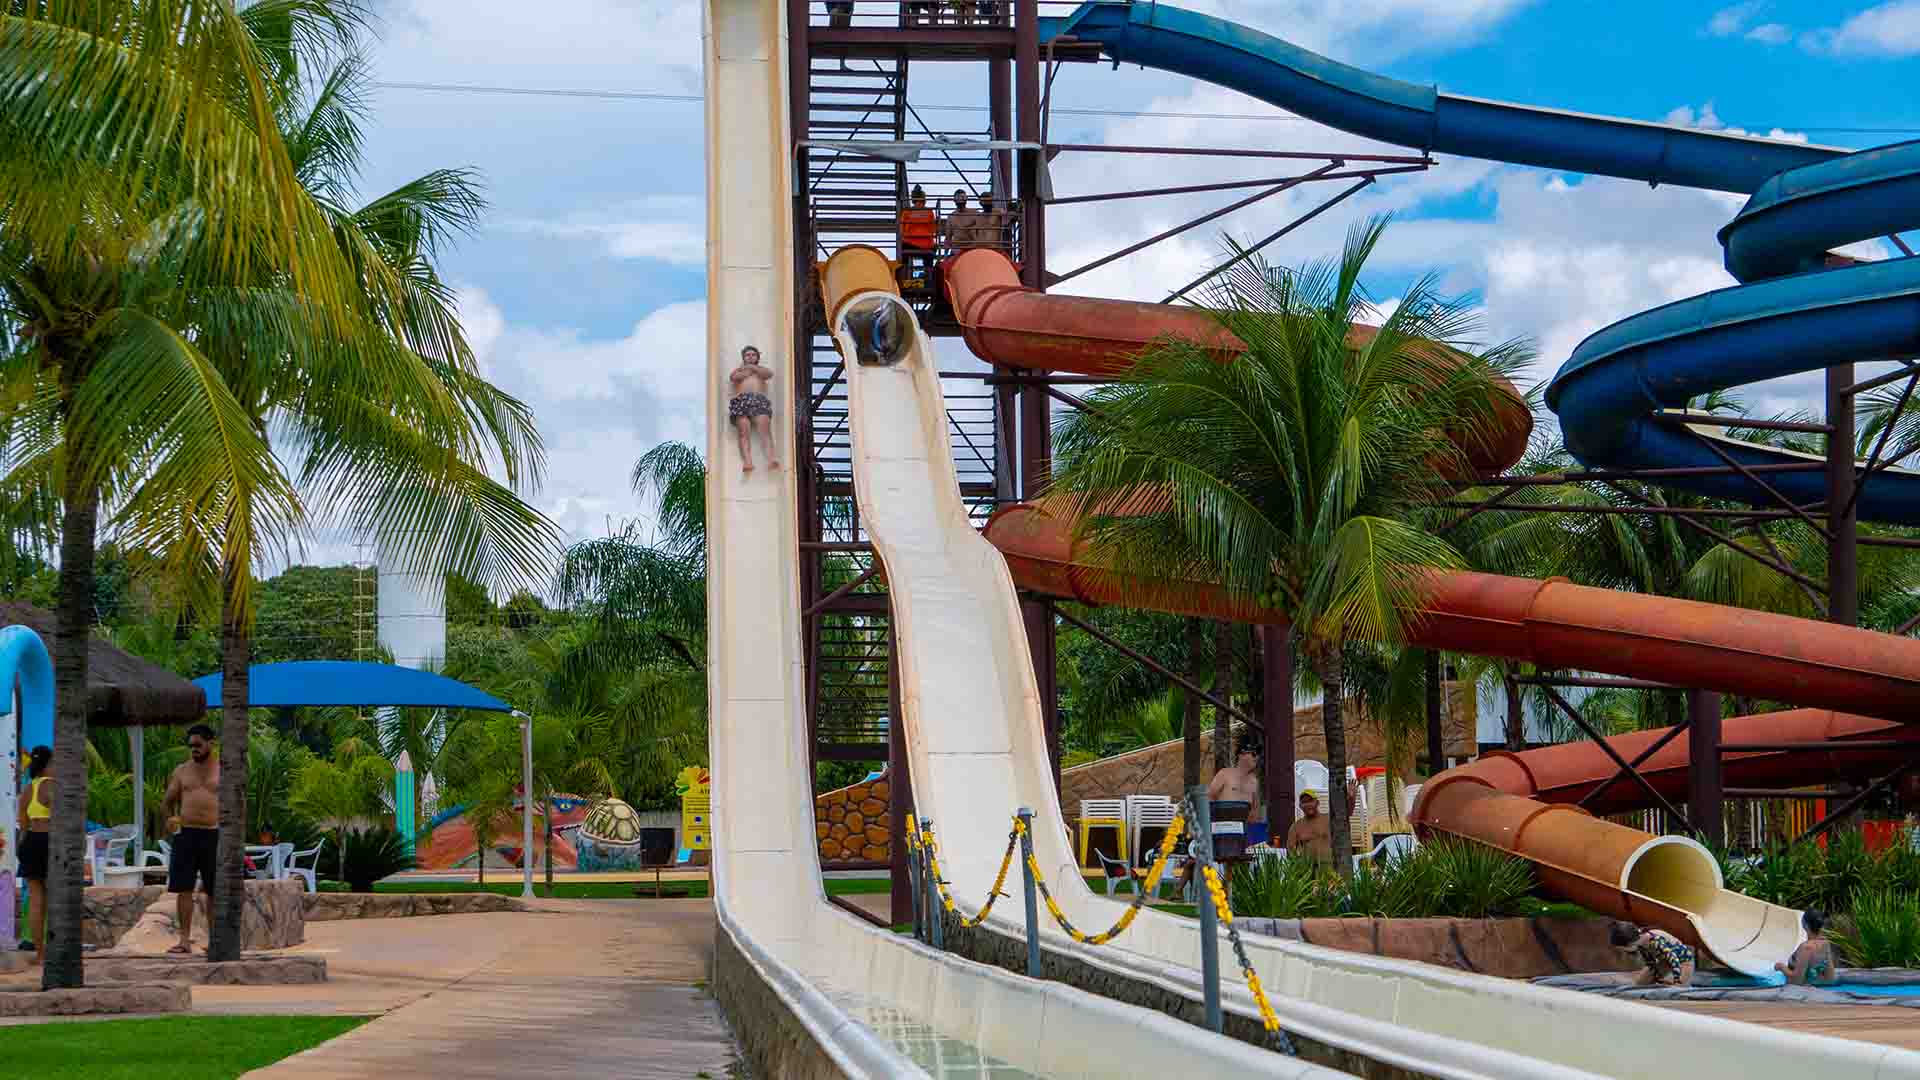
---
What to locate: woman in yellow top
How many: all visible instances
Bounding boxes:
[4,746,53,962]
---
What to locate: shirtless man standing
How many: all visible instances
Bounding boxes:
[727,345,779,473]
[1285,790,1334,868]
[163,724,220,954]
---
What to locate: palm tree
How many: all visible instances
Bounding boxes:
[0,0,382,988]
[1049,217,1532,875]
[167,42,559,960]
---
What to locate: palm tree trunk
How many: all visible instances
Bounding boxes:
[43,482,97,990]
[1503,670,1524,752]
[1182,619,1204,788]
[209,566,250,962]
[1319,646,1353,881]
[543,798,554,896]
[1212,621,1232,770]
[476,826,486,885]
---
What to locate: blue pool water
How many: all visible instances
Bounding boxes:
[1829,983,1920,998]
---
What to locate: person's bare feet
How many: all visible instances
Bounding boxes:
[741,460,755,473]
[768,459,781,470]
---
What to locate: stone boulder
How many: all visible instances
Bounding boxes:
[0,983,190,1017]
[302,891,524,921]
[84,880,305,952]
[815,773,891,864]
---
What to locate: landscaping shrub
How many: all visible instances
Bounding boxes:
[1832,887,1920,969]
[1740,841,1824,911]
[336,826,416,892]
[1229,853,1339,919]
[1226,839,1532,920]
[1817,832,1874,915]
[1419,838,1535,918]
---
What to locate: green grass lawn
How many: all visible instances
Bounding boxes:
[336,876,894,900]
[0,1015,368,1079]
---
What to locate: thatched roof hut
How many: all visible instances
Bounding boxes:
[0,602,206,727]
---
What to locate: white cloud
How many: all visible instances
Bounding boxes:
[1659,102,1809,144]
[1169,0,1535,62]
[456,288,708,542]
[1746,22,1793,43]
[1706,2,1766,37]
[503,197,707,266]
[1801,0,1920,56]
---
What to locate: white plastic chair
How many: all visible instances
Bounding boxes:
[1124,795,1177,870]
[1094,850,1138,897]
[286,839,324,892]
[1354,833,1416,870]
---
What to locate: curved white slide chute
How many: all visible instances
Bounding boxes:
[838,296,1918,1077]
[702,4,1345,1076]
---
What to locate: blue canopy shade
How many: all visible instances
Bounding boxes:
[192,661,512,713]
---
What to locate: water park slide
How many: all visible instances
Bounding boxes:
[1041,1,1920,521]
[828,246,1918,1077]
[701,5,1346,1075]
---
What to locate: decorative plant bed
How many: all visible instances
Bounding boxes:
[84,953,327,986]
[85,880,305,951]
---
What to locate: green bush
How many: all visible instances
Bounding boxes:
[1831,887,1920,969]
[1817,832,1874,914]
[1418,838,1535,918]
[1741,841,1824,911]
[1343,851,1434,918]
[1226,839,1532,920]
[1229,853,1339,919]
[336,827,416,892]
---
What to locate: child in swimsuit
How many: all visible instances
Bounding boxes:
[1612,921,1695,986]
[1775,910,1837,986]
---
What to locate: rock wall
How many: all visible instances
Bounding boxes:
[1059,683,1476,833]
[83,880,305,951]
[815,774,891,864]
[303,891,524,921]
[1260,917,1638,980]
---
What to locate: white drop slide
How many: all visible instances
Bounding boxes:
[837,281,1917,1079]
[702,3,1343,1076]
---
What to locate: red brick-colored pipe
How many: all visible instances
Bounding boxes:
[984,495,1920,720]
[942,248,1534,474]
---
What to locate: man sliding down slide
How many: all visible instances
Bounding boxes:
[727,345,778,473]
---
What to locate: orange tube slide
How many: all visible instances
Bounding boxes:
[940,248,1920,971]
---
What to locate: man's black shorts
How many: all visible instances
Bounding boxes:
[168,827,219,894]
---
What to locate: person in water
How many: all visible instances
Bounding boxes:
[1612,921,1696,986]
[5,745,53,961]
[727,345,779,473]
[1775,910,1837,986]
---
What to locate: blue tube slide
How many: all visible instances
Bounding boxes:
[1044,3,1920,524]
[3,625,54,756]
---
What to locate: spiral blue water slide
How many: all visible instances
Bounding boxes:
[1043,2,1920,524]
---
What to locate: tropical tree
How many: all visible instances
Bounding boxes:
[174,38,557,959]
[288,738,394,883]
[1049,218,1533,876]
[0,0,385,988]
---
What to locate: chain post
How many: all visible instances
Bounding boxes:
[908,824,924,942]
[924,818,945,951]
[1017,807,1041,978]
[1189,787,1223,1033]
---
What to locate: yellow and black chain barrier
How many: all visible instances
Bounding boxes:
[907,813,1021,930]
[1186,791,1298,1057]
[1021,806,1186,946]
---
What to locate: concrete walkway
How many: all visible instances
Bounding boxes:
[238,899,740,1079]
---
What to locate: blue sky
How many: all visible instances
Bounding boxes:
[334,0,1920,550]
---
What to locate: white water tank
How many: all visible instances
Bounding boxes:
[376,540,445,670]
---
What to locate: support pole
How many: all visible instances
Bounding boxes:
[1688,690,1724,847]
[1014,0,1043,289]
[1018,807,1041,978]
[517,711,533,900]
[1191,788,1223,1033]
[924,819,944,951]
[889,621,915,925]
[1425,651,1445,775]
[1261,626,1293,844]
[1829,361,1859,627]
[130,724,145,856]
